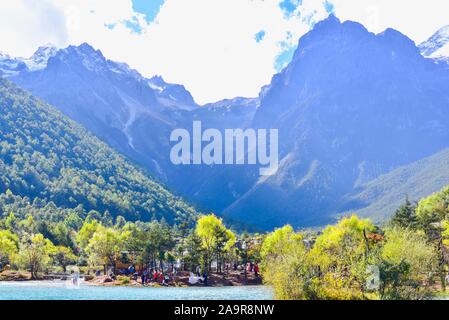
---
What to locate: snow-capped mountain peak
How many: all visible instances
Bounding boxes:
[419,25,449,59]
[0,45,57,76]
[47,43,146,84]
[0,51,11,59]
[0,51,28,77]
[51,43,108,72]
[23,45,57,71]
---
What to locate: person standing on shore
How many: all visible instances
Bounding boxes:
[196,265,201,277]
[159,272,164,284]
[254,263,259,277]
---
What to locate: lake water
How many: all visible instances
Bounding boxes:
[0,281,273,300]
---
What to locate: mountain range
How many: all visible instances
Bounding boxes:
[2,14,449,230]
[420,25,449,62]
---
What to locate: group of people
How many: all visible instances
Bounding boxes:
[112,261,259,287]
[223,261,260,277]
[246,262,259,277]
[139,268,171,286]
[222,262,260,277]
[193,265,208,285]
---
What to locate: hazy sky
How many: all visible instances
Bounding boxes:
[1,0,448,104]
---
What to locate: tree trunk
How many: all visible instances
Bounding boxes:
[29,257,36,279]
[438,238,446,292]
[30,265,36,280]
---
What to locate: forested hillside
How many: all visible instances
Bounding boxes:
[344,148,449,222]
[0,79,197,225]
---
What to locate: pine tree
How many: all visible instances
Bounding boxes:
[391,197,418,230]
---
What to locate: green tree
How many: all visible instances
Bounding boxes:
[0,229,19,267]
[144,221,175,271]
[64,212,84,231]
[86,226,129,274]
[51,222,75,249]
[416,186,449,234]
[181,231,203,272]
[441,220,449,246]
[5,212,18,232]
[391,198,418,230]
[164,251,176,271]
[261,225,302,260]
[76,219,101,250]
[18,215,37,235]
[309,215,376,299]
[195,214,235,273]
[379,227,436,299]
[415,187,449,290]
[121,222,148,266]
[52,246,77,272]
[260,225,310,299]
[114,216,126,229]
[13,234,56,279]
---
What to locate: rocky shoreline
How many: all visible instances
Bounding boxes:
[87,271,263,288]
[0,270,263,288]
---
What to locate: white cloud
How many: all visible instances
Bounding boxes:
[0,0,68,57]
[137,0,328,103]
[330,0,449,43]
[0,0,328,103]
[0,0,448,103]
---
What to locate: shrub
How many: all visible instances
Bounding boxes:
[117,275,130,284]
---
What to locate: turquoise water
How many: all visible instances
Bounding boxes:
[0,281,273,300]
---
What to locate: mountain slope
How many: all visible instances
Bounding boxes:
[223,15,449,228]
[0,52,28,77]
[9,44,192,183]
[420,25,449,61]
[6,44,259,215]
[148,75,197,111]
[0,78,197,225]
[4,17,449,230]
[343,148,449,223]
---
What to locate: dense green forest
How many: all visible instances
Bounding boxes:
[347,148,449,222]
[0,79,197,225]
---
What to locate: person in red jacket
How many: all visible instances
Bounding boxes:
[254,263,259,277]
[159,272,164,284]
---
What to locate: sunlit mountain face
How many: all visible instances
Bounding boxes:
[420,25,449,62]
[229,15,449,228]
[3,15,449,230]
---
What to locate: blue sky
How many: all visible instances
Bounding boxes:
[280,0,300,17]
[115,0,165,33]
[273,0,335,71]
[132,0,165,23]
[255,30,266,43]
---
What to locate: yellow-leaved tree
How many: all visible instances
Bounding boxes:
[260,225,308,300]
[195,214,235,273]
